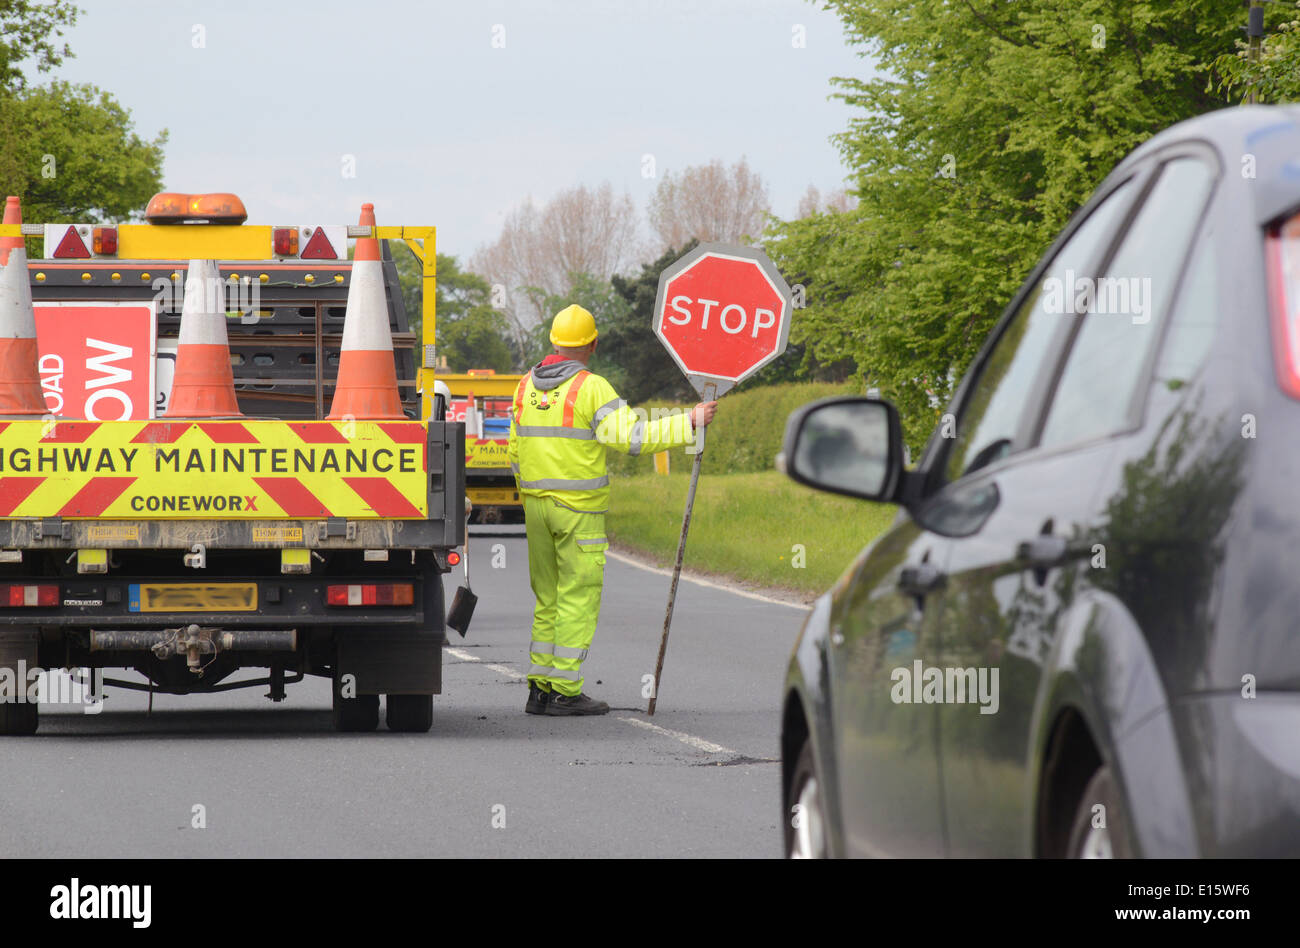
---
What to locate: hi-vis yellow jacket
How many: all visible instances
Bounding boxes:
[507,360,694,512]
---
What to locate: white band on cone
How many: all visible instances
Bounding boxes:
[177,259,231,346]
[340,259,393,352]
[0,248,37,339]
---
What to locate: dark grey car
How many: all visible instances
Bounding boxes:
[779,105,1300,858]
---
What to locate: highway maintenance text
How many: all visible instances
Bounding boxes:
[0,445,420,474]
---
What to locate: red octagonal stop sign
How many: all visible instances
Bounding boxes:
[653,242,793,397]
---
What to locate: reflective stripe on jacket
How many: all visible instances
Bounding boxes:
[507,368,694,512]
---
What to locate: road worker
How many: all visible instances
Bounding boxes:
[509,303,717,716]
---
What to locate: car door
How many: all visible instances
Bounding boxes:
[829,516,950,857]
[826,172,1141,858]
[930,152,1219,856]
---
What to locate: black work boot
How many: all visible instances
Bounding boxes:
[546,692,610,716]
[525,682,551,715]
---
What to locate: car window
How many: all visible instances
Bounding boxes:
[1038,158,1215,450]
[942,179,1134,483]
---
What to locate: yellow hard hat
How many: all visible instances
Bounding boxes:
[550,304,598,348]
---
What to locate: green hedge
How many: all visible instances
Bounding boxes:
[607,471,897,596]
[604,381,858,477]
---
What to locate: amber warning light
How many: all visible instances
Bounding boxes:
[145,192,248,224]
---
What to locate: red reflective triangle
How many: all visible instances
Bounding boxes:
[53,226,90,258]
[300,227,337,259]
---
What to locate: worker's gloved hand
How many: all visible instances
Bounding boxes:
[690,401,718,427]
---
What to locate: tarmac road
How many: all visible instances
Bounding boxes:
[0,527,810,858]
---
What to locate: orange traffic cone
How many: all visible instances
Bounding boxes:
[0,196,48,415]
[164,258,242,418]
[327,203,403,420]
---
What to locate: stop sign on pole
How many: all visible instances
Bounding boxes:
[646,242,793,716]
[653,242,793,398]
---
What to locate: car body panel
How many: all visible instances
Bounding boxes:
[783,105,1300,858]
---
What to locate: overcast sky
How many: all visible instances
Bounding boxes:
[45,0,876,261]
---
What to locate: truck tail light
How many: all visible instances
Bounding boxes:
[447,551,461,567]
[326,583,414,606]
[3,584,58,607]
[92,226,117,255]
[1268,213,1300,398]
[273,227,299,256]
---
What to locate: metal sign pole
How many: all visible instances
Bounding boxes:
[648,383,714,716]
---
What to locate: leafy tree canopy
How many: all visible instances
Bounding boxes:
[768,0,1242,450]
[0,4,166,230]
[387,244,514,372]
[0,81,166,224]
[1214,2,1300,103]
[0,0,78,93]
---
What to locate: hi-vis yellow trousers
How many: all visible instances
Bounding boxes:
[524,494,609,697]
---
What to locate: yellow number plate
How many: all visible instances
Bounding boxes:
[128,583,258,613]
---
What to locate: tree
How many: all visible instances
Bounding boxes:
[1,81,166,224]
[796,184,857,219]
[386,243,514,372]
[647,157,769,253]
[1214,3,1300,103]
[439,309,514,373]
[0,3,165,230]
[599,245,700,404]
[0,0,78,93]
[470,182,641,351]
[767,0,1240,451]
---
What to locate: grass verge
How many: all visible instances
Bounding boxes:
[606,470,898,600]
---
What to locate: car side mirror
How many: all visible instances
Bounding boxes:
[777,396,905,503]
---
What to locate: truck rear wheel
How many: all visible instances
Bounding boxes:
[0,700,38,736]
[386,694,433,733]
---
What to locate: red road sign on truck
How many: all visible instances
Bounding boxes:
[653,242,793,397]
[34,302,156,420]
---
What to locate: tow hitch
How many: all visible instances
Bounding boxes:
[90,627,299,673]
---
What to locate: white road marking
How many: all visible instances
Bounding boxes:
[605,549,812,611]
[450,648,740,757]
[446,647,526,680]
[617,716,735,755]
